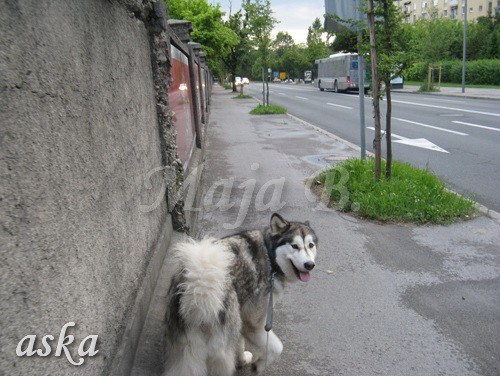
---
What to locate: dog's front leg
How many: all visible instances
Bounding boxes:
[245,329,283,374]
[236,337,253,369]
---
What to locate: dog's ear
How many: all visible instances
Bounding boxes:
[270,213,290,234]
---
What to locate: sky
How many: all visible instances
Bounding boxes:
[217,0,326,45]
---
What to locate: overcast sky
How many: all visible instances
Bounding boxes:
[218,0,326,45]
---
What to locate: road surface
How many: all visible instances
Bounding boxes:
[246,83,500,212]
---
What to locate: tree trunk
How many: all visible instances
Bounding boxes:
[265,74,269,106]
[232,73,237,92]
[385,79,392,179]
[367,0,382,181]
[261,66,265,105]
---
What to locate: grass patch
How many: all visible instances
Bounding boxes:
[250,104,287,115]
[221,83,233,90]
[233,94,253,99]
[404,80,500,89]
[314,158,476,224]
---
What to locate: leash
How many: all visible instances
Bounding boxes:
[264,272,276,368]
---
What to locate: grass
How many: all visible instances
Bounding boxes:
[221,83,233,90]
[314,158,476,224]
[404,80,500,89]
[249,104,287,115]
[233,94,253,99]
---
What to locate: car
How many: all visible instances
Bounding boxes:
[235,76,242,86]
[242,77,250,85]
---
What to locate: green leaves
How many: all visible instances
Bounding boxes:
[164,0,239,68]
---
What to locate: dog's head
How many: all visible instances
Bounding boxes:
[270,213,318,283]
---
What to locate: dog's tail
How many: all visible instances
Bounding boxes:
[173,238,233,326]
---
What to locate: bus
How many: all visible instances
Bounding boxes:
[315,53,370,93]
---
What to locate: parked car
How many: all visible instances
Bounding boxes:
[235,76,242,86]
[242,77,250,85]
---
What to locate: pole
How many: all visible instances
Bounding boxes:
[461,0,467,93]
[356,0,366,160]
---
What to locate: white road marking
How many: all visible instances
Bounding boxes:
[278,93,286,96]
[295,96,309,100]
[451,120,500,132]
[367,127,449,153]
[393,117,468,136]
[326,102,353,109]
[392,99,500,117]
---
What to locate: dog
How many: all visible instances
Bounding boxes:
[163,213,318,376]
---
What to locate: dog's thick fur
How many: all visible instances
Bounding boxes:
[163,213,318,376]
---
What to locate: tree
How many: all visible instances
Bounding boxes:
[165,0,239,75]
[243,0,278,106]
[222,10,247,91]
[373,0,408,179]
[329,27,358,53]
[366,0,382,181]
[305,18,329,64]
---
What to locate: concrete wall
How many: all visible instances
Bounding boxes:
[0,0,207,374]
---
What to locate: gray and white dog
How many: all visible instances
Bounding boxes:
[163,213,318,376]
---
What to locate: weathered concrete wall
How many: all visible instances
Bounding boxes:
[0,0,181,374]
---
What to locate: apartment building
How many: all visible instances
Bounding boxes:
[393,0,499,22]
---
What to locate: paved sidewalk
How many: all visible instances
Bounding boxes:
[391,84,500,100]
[131,85,500,376]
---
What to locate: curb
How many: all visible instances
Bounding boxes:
[391,88,500,101]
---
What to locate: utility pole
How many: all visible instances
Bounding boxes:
[461,0,467,93]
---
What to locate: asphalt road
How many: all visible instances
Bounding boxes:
[246,83,500,212]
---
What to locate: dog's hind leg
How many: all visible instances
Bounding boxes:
[244,329,283,374]
[163,331,208,376]
[207,351,236,376]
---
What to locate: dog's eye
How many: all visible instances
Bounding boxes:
[309,243,314,249]
[291,244,299,250]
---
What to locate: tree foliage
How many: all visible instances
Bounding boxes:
[164,0,239,73]
[243,0,278,105]
[222,10,249,91]
[402,13,500,63]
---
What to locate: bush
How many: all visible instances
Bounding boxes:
[404,59,500,85]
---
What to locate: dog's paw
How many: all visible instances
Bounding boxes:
[236,351,254,369]
[242,351,253,365]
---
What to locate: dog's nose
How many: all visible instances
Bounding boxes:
[304,261,315,271]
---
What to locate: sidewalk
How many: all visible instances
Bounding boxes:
[131,85,500,376]
[392,84,500,100]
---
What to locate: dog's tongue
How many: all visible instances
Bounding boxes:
[299,271,311,282]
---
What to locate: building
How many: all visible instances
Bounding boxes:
[393,0,499,22]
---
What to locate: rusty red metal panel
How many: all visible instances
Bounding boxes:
[168,44,196,170]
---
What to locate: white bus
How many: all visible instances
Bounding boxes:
[315,53,370,93]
